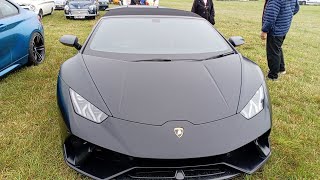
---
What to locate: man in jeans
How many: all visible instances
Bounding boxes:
[261,0,300,80]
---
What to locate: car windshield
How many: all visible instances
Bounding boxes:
[87,17,232,58]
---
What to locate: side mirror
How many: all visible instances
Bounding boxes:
[229,36,245,47]
[59,35,82,50]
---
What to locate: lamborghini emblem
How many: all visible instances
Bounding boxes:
[174,127,184,138]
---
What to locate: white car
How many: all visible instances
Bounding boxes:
[14,0,55,18]
[298,0,320,5]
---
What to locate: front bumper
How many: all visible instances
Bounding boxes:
[65,9,97,18]
[57,77,272,179]
[62,131,270,180]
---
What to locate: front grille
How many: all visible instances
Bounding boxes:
[122,165,238,180]
[183,166,225,177]
[70,10,89,16]
[129,168,176,179]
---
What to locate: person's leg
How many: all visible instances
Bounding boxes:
[266,35,280,79]
[279,36,286,73]
[266,35,285,79]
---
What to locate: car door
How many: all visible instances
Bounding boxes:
[43,0,54,15]
[0,0,19,72]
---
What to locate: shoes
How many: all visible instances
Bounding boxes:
[267,71,278,81]
[266,76,278,81]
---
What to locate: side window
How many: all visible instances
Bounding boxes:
[0,0,19,18]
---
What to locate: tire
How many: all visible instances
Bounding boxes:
[49,7,54,15]
[28,32,45,65]
[38,9,43,19]
[66,16,71,19]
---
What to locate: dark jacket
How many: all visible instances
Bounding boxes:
[262,0,299,36]
[191,0,215,25]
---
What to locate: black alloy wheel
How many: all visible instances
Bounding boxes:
[28,32,45,65]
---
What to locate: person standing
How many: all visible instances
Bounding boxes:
[261,0,299,80]
[191,0,215,25]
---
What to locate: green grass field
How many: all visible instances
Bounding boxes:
[0,1,319,179]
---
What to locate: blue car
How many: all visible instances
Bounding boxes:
[0,0,45,77]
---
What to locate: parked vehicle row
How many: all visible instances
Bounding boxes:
[13,0,55,18]
[11,0,108,20]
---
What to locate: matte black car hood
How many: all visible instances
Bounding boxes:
[83,54,242,125]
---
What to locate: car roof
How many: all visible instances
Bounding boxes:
[104,6,201,18]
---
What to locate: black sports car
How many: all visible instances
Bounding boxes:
[57,6,272,180]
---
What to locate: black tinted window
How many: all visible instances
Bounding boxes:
[0,0,19,18]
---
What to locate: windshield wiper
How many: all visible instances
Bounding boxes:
[134,58,172,62]
[200,51,236,61]
[133,52,236,62]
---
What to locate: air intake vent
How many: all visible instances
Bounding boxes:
[125,165,238,180]
[128,168,176,179]
[183,167,225,177]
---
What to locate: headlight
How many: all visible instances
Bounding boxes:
[30,5,36,11]
[64,5,69,11]
[240,85,264,119]
[89,5,96,11]
[70,89,108,123]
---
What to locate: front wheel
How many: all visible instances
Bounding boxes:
[49,7,54,15]
[28,32,45,65]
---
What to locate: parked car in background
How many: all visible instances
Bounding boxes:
[14,0,55,18]
[0,0,45,77]
[98,0,108,10]
[64,0,99,19]
[298,0,320,5]
[54,0,67,9]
